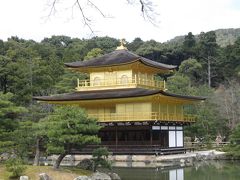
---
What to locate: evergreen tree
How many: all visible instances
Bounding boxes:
[92,147,112,172]
[54,69,87,93]
[45,106,101,169]
[197,31,218,87]
[178,58,203,85]
[12,121,35,158]
[219,37,240,80]
[0,92,27,153]
[127,37,144,52]
[183,32,196,57]
[226,124,240,158]
[84,48,103,60]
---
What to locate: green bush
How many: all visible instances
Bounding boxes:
[92,147,112,172]
[5,158,26,178]
[224,124,240,159]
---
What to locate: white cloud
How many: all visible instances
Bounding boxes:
[0,0,239,42]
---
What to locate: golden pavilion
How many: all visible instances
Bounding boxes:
[34,42,205,154]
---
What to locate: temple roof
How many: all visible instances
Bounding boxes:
[33,88,205,102]
[64,49,176,70]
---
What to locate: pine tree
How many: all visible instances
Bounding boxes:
[0,92,27,153]
[45,106,101,169]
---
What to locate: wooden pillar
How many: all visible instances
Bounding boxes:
[115,126,118,150]
[167,103,169,120]
[150,126,153,145]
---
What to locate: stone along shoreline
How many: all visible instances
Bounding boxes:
[72,150,226,168]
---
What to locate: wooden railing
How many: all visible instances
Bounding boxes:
[88,112,196,123]
[72,144,188,155]
[76,76,165,91]
[185,141,230,149]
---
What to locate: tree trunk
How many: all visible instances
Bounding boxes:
[53,152,67,169]
[230,89,236,130]
[208,58,211,88]
[33,137,40,166]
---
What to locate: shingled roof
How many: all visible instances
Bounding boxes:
[33,88,205,102]
[64,49,176,70]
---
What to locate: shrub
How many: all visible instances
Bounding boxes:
[225,124,240,159]
[5,157,26,178]
[92,147,112,172]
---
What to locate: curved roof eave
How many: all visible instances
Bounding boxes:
[64,49,176,70]
[160,91,206,101]
[65,58,176,71]
[33,88,206,102]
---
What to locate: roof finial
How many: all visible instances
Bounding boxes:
[116,39,127,50]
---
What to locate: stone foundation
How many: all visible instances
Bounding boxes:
[73,150,226,168]
[45,150,226,168]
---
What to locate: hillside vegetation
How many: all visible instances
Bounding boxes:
[167,28,240,47]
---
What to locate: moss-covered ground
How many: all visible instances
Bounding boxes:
[0,164,91,180]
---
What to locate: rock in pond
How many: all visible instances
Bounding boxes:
[74,175,91,180]
[90,172,111,180]
[39,173,52,180]
[77,158,94,170]
[20,176,29,180]
[108,172,121,180]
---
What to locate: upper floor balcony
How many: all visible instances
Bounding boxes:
[88,112,196,123]
[76,76,166,91]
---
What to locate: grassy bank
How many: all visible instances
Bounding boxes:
[0,164,91,180]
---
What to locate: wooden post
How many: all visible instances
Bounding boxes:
[115,126,118,151]
[150,127,153,145]
[167,104,169,121]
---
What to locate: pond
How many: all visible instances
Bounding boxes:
[111,161,240,180]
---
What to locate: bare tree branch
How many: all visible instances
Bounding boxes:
[87,0,105,18]
[47,0,159,33]
[127,0,158,26]
[47,0,108,34]
[48,0,58,17]
[74,0,93,34]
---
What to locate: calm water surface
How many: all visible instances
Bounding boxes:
[111,161,240,180]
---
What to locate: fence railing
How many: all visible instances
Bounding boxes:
[185,141,230,149]
[88,112,196,123]
[72,144,188,155]
[76,76,165,91]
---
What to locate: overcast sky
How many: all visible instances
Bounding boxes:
[0,0,239,43]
